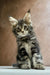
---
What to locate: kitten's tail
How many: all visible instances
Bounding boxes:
[12,64,19,69]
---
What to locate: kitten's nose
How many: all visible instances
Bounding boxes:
[22,30,24,33]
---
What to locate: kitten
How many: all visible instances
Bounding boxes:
[9,10,45,69]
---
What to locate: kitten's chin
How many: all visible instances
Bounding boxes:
[18,34,28,38]
[18,34,30,39]
[18,35,27,38]
[21,35,26,37]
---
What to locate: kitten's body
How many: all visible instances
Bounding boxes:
[9,10,44,69]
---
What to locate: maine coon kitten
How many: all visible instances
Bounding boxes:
[9,10,45,69]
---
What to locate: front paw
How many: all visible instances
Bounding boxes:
[34,63,45,70]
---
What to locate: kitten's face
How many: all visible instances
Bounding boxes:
[14,20,29,37]
[9,10,32,38]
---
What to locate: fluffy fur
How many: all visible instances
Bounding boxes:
[9,10,45,69]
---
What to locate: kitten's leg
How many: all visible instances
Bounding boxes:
[14,54,31,69]
[13,59,31,69]
[20,58,31,69]
[32,53,45,69]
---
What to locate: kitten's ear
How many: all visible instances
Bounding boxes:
[23,9,32,23]
[9,16,18,26]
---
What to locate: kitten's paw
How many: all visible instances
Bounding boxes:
[34,63,45,70]
[21,64,31,69]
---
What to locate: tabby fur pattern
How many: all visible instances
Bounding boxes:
[9,10,45,69]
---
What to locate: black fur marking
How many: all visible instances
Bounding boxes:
[17,48,29,61]
[32,42,40,52]
[18,19,24,26]
[18,48,28,57]
[31,41,40,56]
[31,48,38,55]
[17,54,28,61]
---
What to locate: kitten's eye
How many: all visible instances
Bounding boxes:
[24,26,28,30]
[16,27,21,32]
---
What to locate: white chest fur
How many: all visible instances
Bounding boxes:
[24,43,31,58]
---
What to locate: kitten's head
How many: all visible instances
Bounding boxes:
[9,10,33,38]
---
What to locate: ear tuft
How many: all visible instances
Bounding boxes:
[27,9,30,13]
[23,10,32,24]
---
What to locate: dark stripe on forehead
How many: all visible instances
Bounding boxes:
[18,19,24,26]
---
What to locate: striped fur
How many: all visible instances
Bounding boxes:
[9,10,45,69]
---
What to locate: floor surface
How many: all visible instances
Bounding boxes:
[0,66,50,75]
